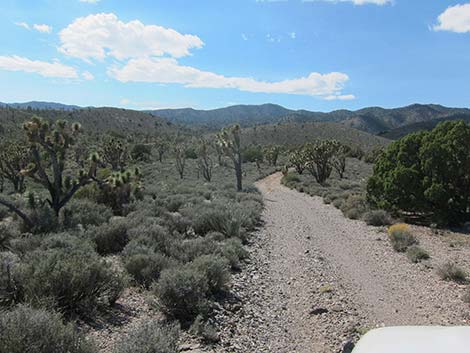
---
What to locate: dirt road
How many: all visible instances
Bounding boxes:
[216,173,469,353]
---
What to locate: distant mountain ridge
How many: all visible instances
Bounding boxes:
[0,101,82,111]
[148,103,470,134]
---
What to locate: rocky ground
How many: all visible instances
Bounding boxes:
[212,172,470,353]
[85,172,470,353]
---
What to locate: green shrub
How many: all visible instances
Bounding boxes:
[363,210,392,226]
[0,225,15,251]
[13,244,124,317]
[340,194,367,220]
[178,237,219,263]
[389,230,417,252]
[0,251,21,307]
[218,238,248,270]
[189,315,219,343]
[0,305,96,353]
[190,255,230,294]
[63,199,113,229]
[88,221,129,255]
[437,262,468,283]
[114,320,180,353]
[124,251,175,288]
[406,245,430,263]
[282,172,301,185]
[131,144,152,162]
[127,223,179,258]
[190,205,242,239]
[154,266,209,324]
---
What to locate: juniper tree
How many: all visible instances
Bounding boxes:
[0,142,29,193]
[155,138,170,163]
[217,125,243,191]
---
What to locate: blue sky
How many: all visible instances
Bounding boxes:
[0,0,469,111]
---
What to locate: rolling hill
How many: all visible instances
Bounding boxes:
[0,101,82,111]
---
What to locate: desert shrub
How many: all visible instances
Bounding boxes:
[127,223,179,258]
[0,225,16,251]
[218,238,248,270]
[154,266,209,324]
[406,246,430,263]
[0,251,21,307]
[282,172,301,186]
[178,237,219,263]
[87,221,129,255]
[437,262,468,283]
[463,287,470,304]
[63,199,113,229]
[242,145,263,163]
[24,205,59,234]
[131,144,152,162]
[363,210,392,226]
[13,244,124,317]
[190,255,230,294]
[332,198,343,209]
[0,305,96,353]
[164,195,187,213]
[388,224,417,252]
[160,212,192,235]
[189,205,243,239]
[189,315,219,343]
[340,194,368,220]
[123,250,175,288]
[114,320,180,353]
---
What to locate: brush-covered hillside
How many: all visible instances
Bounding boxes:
[0,107,178,138]
[241,121,390,151]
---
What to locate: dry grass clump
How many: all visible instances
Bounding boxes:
[388,223,417,252]
[437,261,468,283]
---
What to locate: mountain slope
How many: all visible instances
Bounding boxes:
[0,101,82,111]
[149,103,470,134]
[0,107,176,138]
[241,121,390,151]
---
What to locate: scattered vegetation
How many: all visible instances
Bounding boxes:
[406,246,430,263]
[437,262,468,283]
[388,224,417,252]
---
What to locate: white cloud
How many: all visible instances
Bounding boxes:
[324,94,356,100]
[0,55,79,79]
[433,4,470,33]
[82,71,94,80]
[108,57,351,99]
[15,22,30,30]
[59,13,204,62]
[242,33,248,41]
[79,0,101,3]
[302,0,392,5]
[289,32,296,39]
[33,24,52,33]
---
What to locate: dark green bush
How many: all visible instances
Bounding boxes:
[154,266,209,324]
[190,255,230,294]
[368,121,470,226]
[131,144,152,162]
[282,172,301,186]
[87,221,129,255]
[114,320,180,353]
[363,210,392,226]
[437,262,468,283]
[0,305,96,353]
[242,145,263,163]
[0,251,21,307]
[406,245,430,263]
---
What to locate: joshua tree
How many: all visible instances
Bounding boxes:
[332,144,348,179]
[0,117,100,228]
[197,139,213,182]
[217,125,243,191]
[0,142,29,193]
[304,140,338,184]
[101,137,128,171]
[155,138,170,163]
[289,148,306,175]
[264,145,281,166]
[174,143,187,179]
